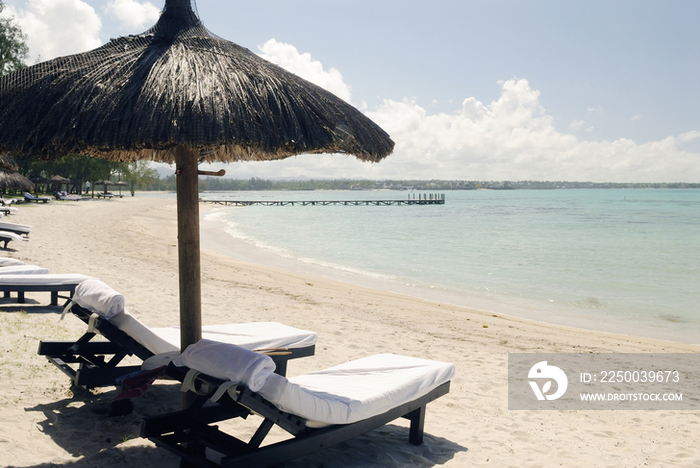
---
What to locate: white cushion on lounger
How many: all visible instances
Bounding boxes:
[0,258,25,267]
[0,273,92,285]
[0,231,23,242]
[153,323,318,351]
[110,311,179,355]
[0,222,31,234]
[113,312,318,356]
[0,265,49,275]
[257,353,455,426]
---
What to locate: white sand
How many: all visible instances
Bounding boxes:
[0,196,698,468]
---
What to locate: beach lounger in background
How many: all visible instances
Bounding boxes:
[107,191,124,198]
[39,280,317,388]
[96,192,113,199]
[54,191,83,201]
[0,206,19,215]
[0,221,31,237]
[23,192,51,203]
[0,257,25,267]
[0,197,18,206]
[0,273,93,305]
[141,342,455,468]
[0,231,23,249]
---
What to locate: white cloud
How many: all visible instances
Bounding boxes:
[631,113,644,121]
[360,79,699,182]
[257,39,352,103]
[568,120,586,132]
[213,78,699,183]
[679,131,700,143]
[6,0,102,62]
[104,0,160,32]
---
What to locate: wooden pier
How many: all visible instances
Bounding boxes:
[201,193,445,207]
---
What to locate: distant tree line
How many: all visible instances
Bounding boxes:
[12,154,157,197]
[145,177,700,192]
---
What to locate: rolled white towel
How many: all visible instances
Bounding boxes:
[71,279,126,319]
[173,339,275,392]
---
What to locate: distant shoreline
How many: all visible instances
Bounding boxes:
[136,182,700,194]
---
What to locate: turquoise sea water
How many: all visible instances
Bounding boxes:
[196,189,700,344]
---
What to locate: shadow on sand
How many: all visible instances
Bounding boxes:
[18,383,467,468]
[0,300,65,314]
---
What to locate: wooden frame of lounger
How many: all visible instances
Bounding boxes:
[23,192,50,203]
[0,282,78,306]
[38,304,316,388]
[141,364,450,468]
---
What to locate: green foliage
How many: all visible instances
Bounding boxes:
[122,161,158,196]
[13,153,124,194]
[0,1,28,76]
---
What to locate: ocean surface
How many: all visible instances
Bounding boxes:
[191,189,699,344]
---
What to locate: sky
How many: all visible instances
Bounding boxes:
[2,0,699,182]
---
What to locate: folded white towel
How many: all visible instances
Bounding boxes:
[72,279,126,319]
[173,340,275,392]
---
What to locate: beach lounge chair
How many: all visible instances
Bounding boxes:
[96,192,114,199]
[0,273,93,305]
[141,341,455,468]
[0,231,23,249]
[0,206,19,215]
[107,191,124,198]
[38,280,317,388]
[23,192,51,203]
[54,191,83,201]
[0,257,25,267]
[0,221,31,237]
[0,197,18,206]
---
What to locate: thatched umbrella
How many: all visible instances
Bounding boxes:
[114,180,129,196]
[0,154,34,191]
[0,0,393,352]
[49,174,70,192]
[94,179,113,194]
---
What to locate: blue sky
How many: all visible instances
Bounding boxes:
[3,0,699,181]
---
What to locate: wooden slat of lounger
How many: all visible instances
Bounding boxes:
[0,284,78,305]
[38,340,124,356]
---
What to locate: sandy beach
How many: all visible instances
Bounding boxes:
[0,196,698,468]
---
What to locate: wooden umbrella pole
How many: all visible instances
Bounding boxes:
[175,145,202,353]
